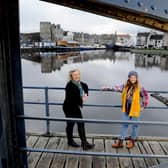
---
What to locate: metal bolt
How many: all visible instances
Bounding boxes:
[124,0,130,3]
[164,9,168,14]
[137,2,143,7]
[151,5,156,11]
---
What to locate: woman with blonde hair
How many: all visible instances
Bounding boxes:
[63,69,95,150]
[102,71,149,149]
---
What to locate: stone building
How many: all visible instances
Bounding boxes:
[73,32,115,45]
[40,22,52,42]
[51,24,64,41]
[40,22,64,42]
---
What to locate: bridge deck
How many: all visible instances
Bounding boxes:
[26,134,168,168]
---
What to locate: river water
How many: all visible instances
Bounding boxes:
[22,50,168,137]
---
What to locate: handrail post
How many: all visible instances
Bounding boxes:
[45,87,50,135]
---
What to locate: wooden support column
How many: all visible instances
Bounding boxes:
[0,0,28,167]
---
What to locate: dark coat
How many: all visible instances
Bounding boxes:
[63,81,88,118]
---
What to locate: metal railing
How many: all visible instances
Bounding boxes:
[20,86,168,159]
[23,86,168,135]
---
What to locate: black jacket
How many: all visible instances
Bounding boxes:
[63,81,89,108]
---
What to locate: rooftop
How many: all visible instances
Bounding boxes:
[150,35,164,40]
[137,32,150,37]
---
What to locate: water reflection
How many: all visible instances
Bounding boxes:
[22,50,168,136]
[22,50,133,73]
[135,54,168,70]
[22,51,168,74]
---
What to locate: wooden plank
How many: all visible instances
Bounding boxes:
[129,141,146,168]
[139,141,158,167]
[118,141,134,168]
[28,136,49,168]
[105,139,120,168]
[50,138,68,168]
[36,137,59,168]
[149,141,168,164]
[26,136,39,156]
[160,141,168,154]
[150,162,168,168]
[25,134,168,168]
[92,139,105,168]
[42,133,168,141]
[64,138,81,168]
[79,139,92,168]
[26,136,39,148]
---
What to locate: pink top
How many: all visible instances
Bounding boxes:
[113,84,149,108]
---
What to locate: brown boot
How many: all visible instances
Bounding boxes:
[126,139,135,149]
[112,139,123,148]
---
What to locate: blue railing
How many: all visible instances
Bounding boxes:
[19,86,168,159]
[23,86,168,135]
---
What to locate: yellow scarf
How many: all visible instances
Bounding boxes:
[122,84,141,117]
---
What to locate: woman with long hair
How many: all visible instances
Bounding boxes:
[103,71,149,149]
[63,69,95,150]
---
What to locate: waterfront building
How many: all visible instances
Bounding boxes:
[148,34,164,48]
[40,22,64,42]
[73,32,116,45]
[20,32,40,47]
[63,31,74,41]
[163,33,168,48]
[136,31,165,48]
[136,32,152,47]
[98,34,116,45]
[116,34,131,45]
[40,22,52,42]
[51,24,64,42]
[24,22,131,47]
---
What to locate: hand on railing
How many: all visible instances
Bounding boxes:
[141,107,144,112]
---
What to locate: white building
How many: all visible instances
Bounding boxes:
[136,32,154,47]
[116,34,131,46]
[136,31,164,48]
[148,34,164,48]
[163,33,168,48]
[63,31,74,41]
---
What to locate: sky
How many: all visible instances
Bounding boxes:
[19,0,151,35]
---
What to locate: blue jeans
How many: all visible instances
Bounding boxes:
[120,112,139,140]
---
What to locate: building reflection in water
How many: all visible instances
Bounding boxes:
[22,51,168,73]
[135,54,168,70]
[22,50,119,73]
[67,50,117,64]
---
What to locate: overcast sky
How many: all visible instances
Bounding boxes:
[19,0,151,35]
